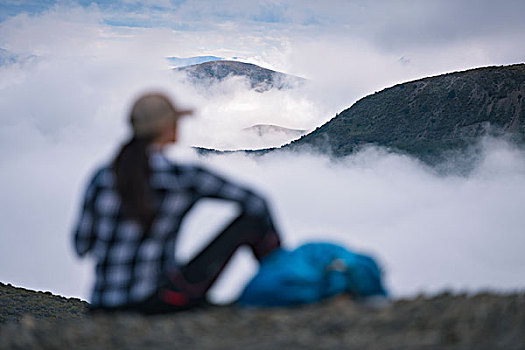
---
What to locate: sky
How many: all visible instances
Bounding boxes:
[0,0,524,303]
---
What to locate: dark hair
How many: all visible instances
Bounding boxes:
[113,137,156,232]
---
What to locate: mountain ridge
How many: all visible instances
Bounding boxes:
[282,63,524,162]
[194,63,525,165]
[166,56,224,68]
[175,60,305,92]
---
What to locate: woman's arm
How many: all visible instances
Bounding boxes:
[190,166,271,217]
[72,170,101,257]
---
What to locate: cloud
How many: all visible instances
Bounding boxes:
[0,1,524,304]
[368,0,525,51]
[5,1,525,65]
[3,123,524,303]
[172,72,326,150]
[197,137,525,301]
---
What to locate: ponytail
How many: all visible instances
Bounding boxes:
[113,137,156,232]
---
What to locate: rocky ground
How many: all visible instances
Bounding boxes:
[1,282,524,349]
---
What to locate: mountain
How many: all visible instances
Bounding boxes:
[243,124,307,137]
[281,64,525,163]
[166,56,224,68]
[175,60,305,92]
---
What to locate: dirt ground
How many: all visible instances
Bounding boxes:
[1,282,524,349]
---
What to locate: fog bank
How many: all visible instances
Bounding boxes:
[195,139,525,301]
[1,1,525,303]
[3,133,524,303]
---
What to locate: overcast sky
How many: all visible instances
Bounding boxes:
[1,1,524,302]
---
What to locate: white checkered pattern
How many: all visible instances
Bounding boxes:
[73,151,269,308]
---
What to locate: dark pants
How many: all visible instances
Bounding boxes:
[123,213,281,314]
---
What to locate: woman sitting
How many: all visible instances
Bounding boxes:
[72,92,281,314]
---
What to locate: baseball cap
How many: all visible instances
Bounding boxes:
[130,92,193,137]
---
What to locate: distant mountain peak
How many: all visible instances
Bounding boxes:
[174,60,305,92]
[166,56,224,68]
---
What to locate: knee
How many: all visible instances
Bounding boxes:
[243,193,271,218]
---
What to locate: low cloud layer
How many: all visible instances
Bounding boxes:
[2,133,524,302]
[197,138,525,301]
[1,2,524,302]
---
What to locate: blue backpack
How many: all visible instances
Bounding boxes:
[238,242,387,307]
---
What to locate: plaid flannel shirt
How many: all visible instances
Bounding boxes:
[73,152,268,308]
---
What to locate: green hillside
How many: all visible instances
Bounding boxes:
[284,64,525,162]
